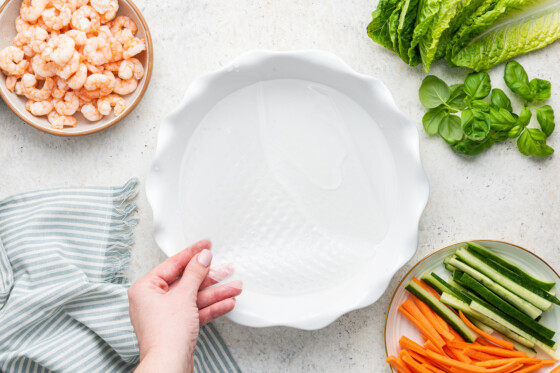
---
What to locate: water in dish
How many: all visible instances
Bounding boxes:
[179,79,397,296]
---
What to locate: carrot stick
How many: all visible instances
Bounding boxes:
[399,336,428,356]
[399,306,445,352]
[413,277,440,299]
[551,364,560,373]
[424,340,441,354]
[401,351,435,373]
[423,363,447,373]
[408,351,450,373]
[449,327,465,343]
[387,355,412,373]
[475,338,493,347]
[447,343,526,358]
[463,349,501,362]
[450,348,471,364]
[475,358,555,367]
[413,296,455,342]
[485,362,522,373]
[424,350,487,372]
[515,363,544,373]
[459,311,513,350]
[402,300,446,348]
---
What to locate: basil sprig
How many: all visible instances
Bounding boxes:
[418,60,555,157]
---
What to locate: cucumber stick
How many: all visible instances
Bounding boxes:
[470,301,557,351]
[469,317,494,334]
[405,281,478,342]
[467,242,555,291]
[448,257,542,319]
[456,248,553,311]
[422,273,470,303]
[459,273,555,339]
[439,292,535,348]
[467,248,560,306]
[500,335,537,358]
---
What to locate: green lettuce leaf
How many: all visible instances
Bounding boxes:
[418,0,464,71]
[442,0,488,62]
[367,0,404,51]
[397,0,421,65]
[452,0,560,70]
[408,0,442,63]
[388,1,405,51]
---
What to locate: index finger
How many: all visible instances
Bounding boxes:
[149,239,212,284]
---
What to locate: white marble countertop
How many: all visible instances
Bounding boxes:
[1,0,560,371]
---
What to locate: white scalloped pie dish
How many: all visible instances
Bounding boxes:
[146,50,429,329]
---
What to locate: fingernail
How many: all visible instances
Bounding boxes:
[226,280,243,290]
[208,264,234,283]
[198,249,212,267]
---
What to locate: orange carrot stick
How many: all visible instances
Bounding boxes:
[475,358,555,368]
[387,355,412,373]
[446,343,526,358]
[459,311,513,350]
[551,364,560,373]
[515,363,544,373]
[485,362,523,373]
[413,296,455,342]
[398,306,445,352]
[424,340,441,354]
[475,338,493,347]
[399,336,428,356]
[463,349,502,362]
[402,300,446,348]
[450,348,471,364]
[401,351,435,373]
[424,350,487,372]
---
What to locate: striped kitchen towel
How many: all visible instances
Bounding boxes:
[0,179,240,373]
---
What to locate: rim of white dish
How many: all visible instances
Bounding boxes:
[146,50,430,329]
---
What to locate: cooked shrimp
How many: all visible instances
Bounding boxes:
[67,63,87,89]
[20,0,48,23]
[21,73,54,101]
[15,16,32,33]
[31,55,57,78]
[47,110,76,129]
[98,26,124,62]
[65,29,87,46]
[122,37,145,59]
[6,76,18,92]
[97,93,125,116]
[113,77,137,95]
[42,5,72,31]
[91,0,118,15]
[83,36,111,65]
[41,34,75,65]
[110,16,137,42]
[53,91,79,115]
[118,58,143,80]
[52,76,68,99]
[0,46,29,76]
[71,5,101,33]
[103,61,120,72]
[85,62,104,74]
[55,51,80,79]
[13,26,49,57]
[14,81,24,95]
[25,99,53,116]
[84,70,114,93]
[81,102,103,121]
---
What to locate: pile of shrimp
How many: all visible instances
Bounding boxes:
[0,0,146,129]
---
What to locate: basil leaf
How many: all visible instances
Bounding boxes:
[518,107,532,127]
[471,100,490,112]
[517,128,554,157]
[504,61,532,102]
[423,106,448,135]
[489,107,517,132]
[419,76,451,108]
[536,105,555,137]
[530,78,551,101]
[438,114,463,144]
[462,109,490,141]
[464,72,491,99]
[507,125,524,138]
[447,84,467,111]
[490,88,512,112]
[453,137,495,156]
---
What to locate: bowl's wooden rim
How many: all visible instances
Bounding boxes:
[0,0,154,137]
[383,239,560,372]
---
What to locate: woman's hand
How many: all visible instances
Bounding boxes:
[129,240,242,373]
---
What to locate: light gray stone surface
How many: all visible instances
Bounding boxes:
[1,0,559,372]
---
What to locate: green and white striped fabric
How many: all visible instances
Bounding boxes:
[0,179,240,373]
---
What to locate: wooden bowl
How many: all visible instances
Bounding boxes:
[0,0,153,136]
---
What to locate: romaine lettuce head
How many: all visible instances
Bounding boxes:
[397,0,421,64]
[368,0,405,51]
[418,0,464,71]
[408,0,442,63]
[452,0,560,70]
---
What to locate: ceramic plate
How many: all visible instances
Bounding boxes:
[147,50,429,329]
[385,240,560,372]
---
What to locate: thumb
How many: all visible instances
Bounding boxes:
[178,249,212,299]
